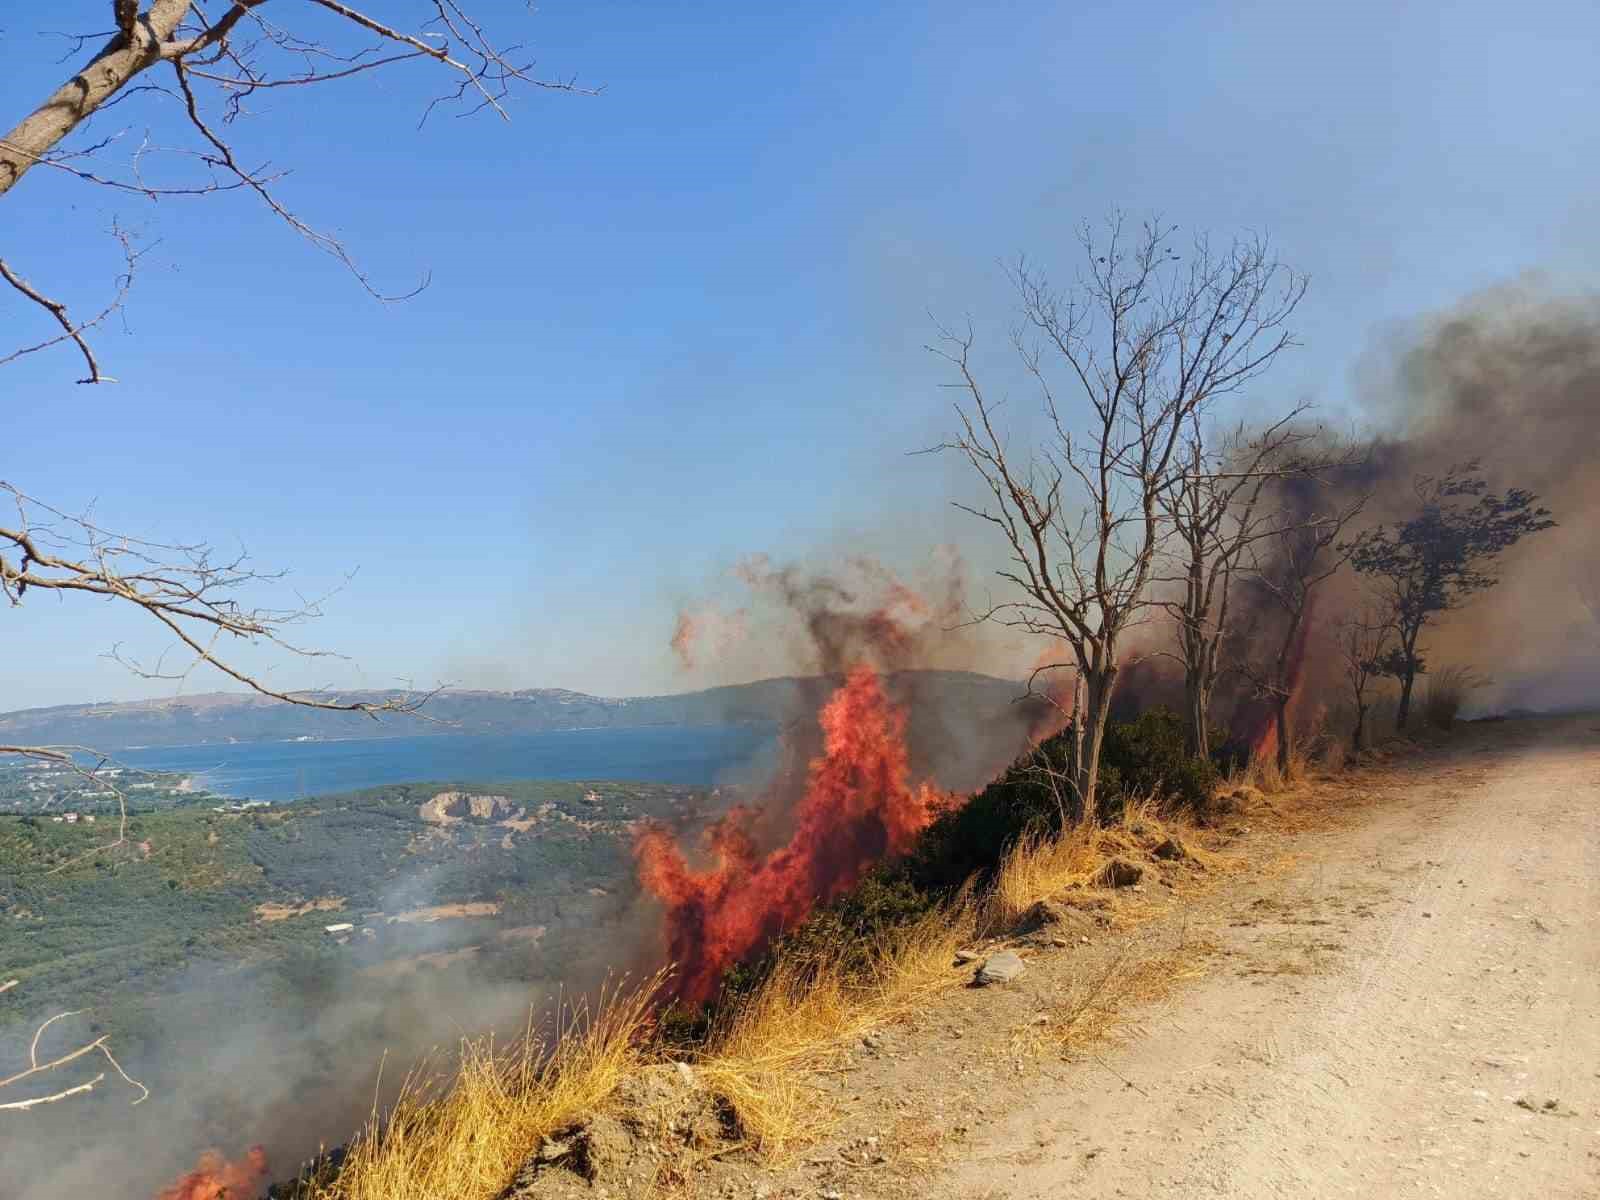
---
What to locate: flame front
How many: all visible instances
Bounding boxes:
[154,1146,268,1200]
[635,663,947,1004]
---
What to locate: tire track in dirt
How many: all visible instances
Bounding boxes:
[933,718,1600,1200]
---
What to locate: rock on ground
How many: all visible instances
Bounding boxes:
[974,950,1026,986]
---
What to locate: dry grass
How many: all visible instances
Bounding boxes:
[1037,928,1217,1053]
[1228,739,1316,795]
[991,824,1108,925]
[990,795,1206,926]
[307,792,1236,1193]
[304,975,662,1200]
[697,900,974,1159]
[1422,665,1490,730]
[694,796,1221,1160]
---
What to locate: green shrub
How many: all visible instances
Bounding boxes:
[1098,708,1219,817]
[706,867,941,1016]
[908,735,1071,893]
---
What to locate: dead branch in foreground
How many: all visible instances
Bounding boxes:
[2,2,592,383]
[1,481,434,717]
[0,1009,150,1113]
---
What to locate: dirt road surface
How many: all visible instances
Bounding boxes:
[937,717,1599,1199]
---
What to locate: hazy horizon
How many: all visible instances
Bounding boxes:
[0,665,1041,721]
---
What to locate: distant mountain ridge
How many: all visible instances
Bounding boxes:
[0,671,1027,751]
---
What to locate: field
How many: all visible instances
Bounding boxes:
[0,777,717,1046]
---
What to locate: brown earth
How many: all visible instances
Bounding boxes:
[386,901,503,924]
[520,714,1600,1200]
[254,897,346,922]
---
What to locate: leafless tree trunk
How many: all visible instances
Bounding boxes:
[932,216,1305,820]
[2,2,588,383]
[1335,600,1397,754]
[1158,413,1327,759]
[1241,484,1369,773]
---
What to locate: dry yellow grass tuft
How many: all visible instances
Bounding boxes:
[697,900,974,1159]
[1036,929,1218,1053]
[992,824,1107,925]
[304,974,663,1200]
[990,794,1209,926]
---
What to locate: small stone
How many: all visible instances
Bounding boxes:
[674,1060,698,1088]
[954,949,983,964]
[975,950,1027,986]
[1151,837,1188,861]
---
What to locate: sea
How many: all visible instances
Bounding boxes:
[113,724,781,802]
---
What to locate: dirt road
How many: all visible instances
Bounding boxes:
[937,718,1599,1199]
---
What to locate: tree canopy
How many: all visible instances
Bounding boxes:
[1345,461,1555,727]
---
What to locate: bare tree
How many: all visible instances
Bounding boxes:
[1156,412,1328,760]
[1333,600,1397,755]
[1239,483,1369,773]
[2,2,589,383]
[933,216,1305,819]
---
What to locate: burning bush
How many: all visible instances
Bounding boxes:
[911,706,1220,894]
[634,664,949,1005]
[155,1146,268,1200]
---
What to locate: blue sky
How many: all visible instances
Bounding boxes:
[4,0,1599,707]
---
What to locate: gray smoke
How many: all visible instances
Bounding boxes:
[1346,281,1600,712]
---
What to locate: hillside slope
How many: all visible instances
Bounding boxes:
[0,671,1026,750]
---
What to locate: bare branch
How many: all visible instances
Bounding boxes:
[0,1009,150,1112]
[1,1,590,381]
[1,482,434,719]
[0,225,143,383]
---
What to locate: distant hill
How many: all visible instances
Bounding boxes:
[0,671,1032,753]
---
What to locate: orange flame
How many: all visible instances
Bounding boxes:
[635,663,948,1003]
[155,1146,268,1200]
[1247,595,1320,762]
